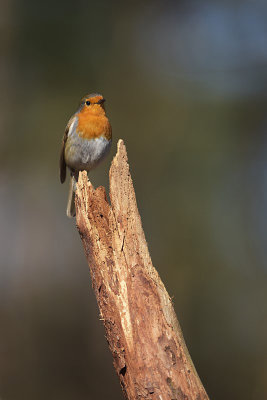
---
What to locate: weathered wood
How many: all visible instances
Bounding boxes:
[75,140,209,400]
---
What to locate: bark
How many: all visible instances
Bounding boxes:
[75,140,209,400]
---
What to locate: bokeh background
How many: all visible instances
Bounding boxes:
[1,0,267,399]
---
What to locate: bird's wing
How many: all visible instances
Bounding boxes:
[59,115,76,183]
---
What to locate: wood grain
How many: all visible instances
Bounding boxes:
[75,139,209,400]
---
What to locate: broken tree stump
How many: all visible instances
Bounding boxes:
[75,139,209,400]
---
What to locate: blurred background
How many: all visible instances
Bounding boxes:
[1,0,267,399]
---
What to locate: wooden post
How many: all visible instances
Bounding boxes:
[75,140,209,400]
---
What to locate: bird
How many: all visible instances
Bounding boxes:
[60,93,112,217]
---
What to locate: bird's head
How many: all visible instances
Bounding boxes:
[79,93,106,115]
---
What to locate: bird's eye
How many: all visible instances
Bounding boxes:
[86,100,90,106]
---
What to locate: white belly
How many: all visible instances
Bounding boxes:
[65,131,111,172]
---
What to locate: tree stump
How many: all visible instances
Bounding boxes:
[75,140,209,400]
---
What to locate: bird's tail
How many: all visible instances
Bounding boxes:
[66,175,76,218]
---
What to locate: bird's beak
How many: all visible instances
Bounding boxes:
[97,98,106,105]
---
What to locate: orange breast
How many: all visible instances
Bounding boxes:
[77,106,112,141]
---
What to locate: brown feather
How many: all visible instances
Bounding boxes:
[60,116,75,183]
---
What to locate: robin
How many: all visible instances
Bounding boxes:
[60,93,112,217]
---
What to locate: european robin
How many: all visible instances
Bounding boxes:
[60,93,112,217]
